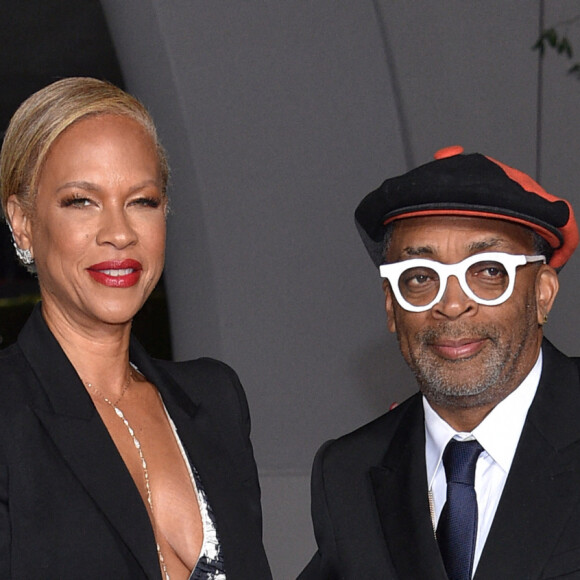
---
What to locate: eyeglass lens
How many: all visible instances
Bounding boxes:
[398,259,510,307]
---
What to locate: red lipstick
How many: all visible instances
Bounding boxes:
[87,259,142,288]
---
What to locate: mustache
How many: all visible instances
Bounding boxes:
[417,322,500,345]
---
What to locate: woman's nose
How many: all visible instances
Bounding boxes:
[96,206,137,249]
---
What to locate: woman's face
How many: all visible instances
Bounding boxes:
[12,114,167,328]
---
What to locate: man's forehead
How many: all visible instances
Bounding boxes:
[389,216,535,257]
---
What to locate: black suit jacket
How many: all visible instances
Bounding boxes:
[0,305,272,579]
[299,339,580,579]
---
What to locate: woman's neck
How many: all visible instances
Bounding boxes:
[41,302,134,399]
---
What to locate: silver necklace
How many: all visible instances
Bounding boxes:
[84,373,171,580]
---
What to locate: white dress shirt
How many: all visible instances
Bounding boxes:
[424,350,542,576]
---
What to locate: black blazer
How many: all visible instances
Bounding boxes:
[299,339,580,579]
[0,305,272,579]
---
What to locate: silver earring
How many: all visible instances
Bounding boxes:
[15,246,34,265]
[7,223,34,266]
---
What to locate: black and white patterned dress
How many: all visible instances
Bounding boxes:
[163,405,227,580]
[189,466,226,580]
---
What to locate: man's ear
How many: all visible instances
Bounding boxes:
[6,195,33,256]
[535,264,559,325]
[383,279,397,333]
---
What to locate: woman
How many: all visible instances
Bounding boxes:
[0,77,272,580]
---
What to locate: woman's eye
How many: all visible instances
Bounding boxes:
[131,197,162,208]
[61,196,92,208]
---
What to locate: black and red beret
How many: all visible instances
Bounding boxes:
[355,146,578,269]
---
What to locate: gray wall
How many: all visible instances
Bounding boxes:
[100,2,580,577]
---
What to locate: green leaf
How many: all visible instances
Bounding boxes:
[558,37,573,58]
[568,62,580,78]
[532,37,545,55]
[532,22,579,81]
[546,28,558,47]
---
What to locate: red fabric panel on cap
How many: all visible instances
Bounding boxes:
[485,155,579,269]
[434,145,464,159]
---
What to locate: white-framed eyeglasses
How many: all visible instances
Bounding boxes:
[379,252,546,313]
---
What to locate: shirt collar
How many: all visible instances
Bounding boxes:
[424,350,542,488]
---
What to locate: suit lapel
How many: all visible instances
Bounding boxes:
[475,339,580,579]
[19,306,162,580]
[371,396,449,580]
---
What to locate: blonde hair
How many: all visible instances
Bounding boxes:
[0,77,169,219]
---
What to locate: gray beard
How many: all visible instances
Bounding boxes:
[404,320,533,409]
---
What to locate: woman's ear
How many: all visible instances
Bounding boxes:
[6,195,33,256]
[536,264,559,325]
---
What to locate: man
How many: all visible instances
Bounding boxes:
[299,145,580,579]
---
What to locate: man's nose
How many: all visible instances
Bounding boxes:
[431,275,477,319]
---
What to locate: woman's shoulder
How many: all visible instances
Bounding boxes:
[0,341,35,382]
[0,342,45,419]
[153,356,241,387]
[152,356,249,411]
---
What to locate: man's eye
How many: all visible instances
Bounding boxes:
[410,274,430,284]
[471,262,507,281]
[402,268,438,289]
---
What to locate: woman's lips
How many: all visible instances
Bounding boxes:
[87,260,142,288]
[430,338,487,360]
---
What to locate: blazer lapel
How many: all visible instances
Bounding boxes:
[475,339,580,579]
[371,396,449,580]
[19,307,162,580]
[131,343,263,579]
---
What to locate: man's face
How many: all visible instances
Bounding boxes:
[384,216,558,411]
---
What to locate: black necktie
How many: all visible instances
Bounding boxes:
[436,439,483,580]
